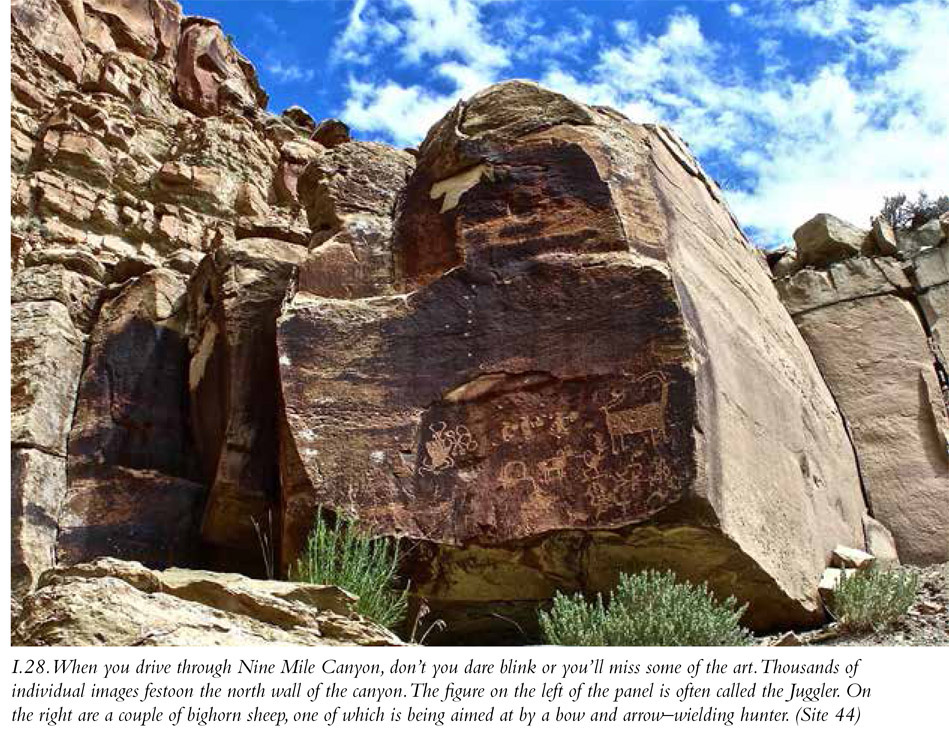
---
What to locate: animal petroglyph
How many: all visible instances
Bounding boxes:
[501,412,578,442]
[601,371,669,455]
[537,449,573,484]
[420,422,478,474]
[499,461,538,491]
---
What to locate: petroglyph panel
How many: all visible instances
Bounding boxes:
[413,367,693,535]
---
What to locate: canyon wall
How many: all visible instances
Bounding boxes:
[10,0,945,642]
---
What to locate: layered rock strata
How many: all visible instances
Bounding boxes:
[9,0,350,596]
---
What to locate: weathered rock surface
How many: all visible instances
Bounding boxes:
[278,81,867,639]
[773,219,949,565]
[61,269,204,568]
[9,0,316,594]
[186,240,306,563]
[175,17,266,117]
[11,450,67,600]
[831,546,875,570]
[13,558,402,646]
[296,141,415,298]
[794,298,948,564]
[11,0,945,647]
[11,300,86,597]
[908,241,949,388]
[793,213,869,267]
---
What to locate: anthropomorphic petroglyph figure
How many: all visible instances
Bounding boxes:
[600,372,669,455]
[422,422,454,473]
[499,460,538,491]
[581,433,608,480]
[613,463,640,495]
[421,421,478,474]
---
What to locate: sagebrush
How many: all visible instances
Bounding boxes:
[290,507,408,629]
[828,566,919,632]
[539,569,753,646]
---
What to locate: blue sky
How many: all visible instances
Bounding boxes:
[181,1,949,247]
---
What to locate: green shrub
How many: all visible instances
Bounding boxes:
[290,507,408,629]
[829,566,919,632]
[539,569,752,646]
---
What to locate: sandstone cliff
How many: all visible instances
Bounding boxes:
[770,213,949,566]
[10,0,946,644]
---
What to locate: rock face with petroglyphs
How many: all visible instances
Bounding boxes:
[277,81,868,640]
[13,1,942,646]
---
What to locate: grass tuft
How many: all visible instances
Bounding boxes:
[290,507,408,630]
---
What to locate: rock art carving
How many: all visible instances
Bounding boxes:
[499,460,538,492]
[537,448,573,484]
[601,371,669,455]
[420,422,478,474]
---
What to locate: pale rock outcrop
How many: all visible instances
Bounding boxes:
[281,105,315,131]
[10,0,326,598]
[871,217,899,256]
[793,213,869,267]
[862,516,899,568]
[831,546,875,570]
[13,558,402,646]
[295,141,415,298]
[774,225,949,565]
[897,218,944,259]
[278,81,867,639]
[175,16,267,117]
[311,119,351,148]
[11,300,86,597]
[907,240,949,384]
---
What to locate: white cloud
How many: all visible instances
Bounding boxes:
[334,0,512,145]
[793,0,855,37]
[331,0,949,245]
[545,1,949,245]
[334,0,507,71]
[396,0,509,69]
[265,59,317,85]
[340,79,456,147]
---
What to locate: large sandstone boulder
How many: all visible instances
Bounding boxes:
[908,242,949,385]
[793,213,869,268]
[777,253,949,565]
[83,0,182,64]
[12,0,88,83]
[277,82,867,639]
[296,141,415,298]
[60,269,205,568]
[13,558,402,646]
[186,240,307,565]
